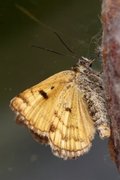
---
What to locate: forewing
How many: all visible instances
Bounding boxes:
[10,70,75,140]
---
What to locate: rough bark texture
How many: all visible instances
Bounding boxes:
[101,0,120,172]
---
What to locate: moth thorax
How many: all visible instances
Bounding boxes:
[72,58,92,73]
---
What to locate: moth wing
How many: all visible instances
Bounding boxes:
[10,70,95,159]
[49,85,96,159]
[10,70,75,139]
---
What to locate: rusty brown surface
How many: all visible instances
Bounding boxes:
[101,0,120,172]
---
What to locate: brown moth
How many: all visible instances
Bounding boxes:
[10,57,110,159]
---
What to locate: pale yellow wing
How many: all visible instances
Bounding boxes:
[10,70,75,136]
[10,70,95,159]
[49,85,95,159]
[10,71,75,126]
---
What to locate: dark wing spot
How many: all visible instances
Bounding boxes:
[50,124,56,132]
[65,107,72,112]
[51,86,55,89]
[54,111,58,116]
[39,90,48,99]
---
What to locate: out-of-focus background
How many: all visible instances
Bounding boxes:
[0,0,120,180]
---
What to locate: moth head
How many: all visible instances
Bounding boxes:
[72,57,94,73]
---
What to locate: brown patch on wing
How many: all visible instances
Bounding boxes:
[39,90,48,99]
[50,124,56,132]
[65,107,72,112]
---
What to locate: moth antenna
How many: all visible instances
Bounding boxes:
[32,45,78,60]
[15,4,79,59]
[32,45,66,56]
[53,31,75,54]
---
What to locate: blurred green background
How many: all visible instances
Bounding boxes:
[0,0,120,180]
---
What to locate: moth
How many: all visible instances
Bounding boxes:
[10,57,110,159]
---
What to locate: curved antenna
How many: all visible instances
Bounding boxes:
[54,32,75,54]
[15,4,76,56]
[32,45,66,56]
[32,45,78,60]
